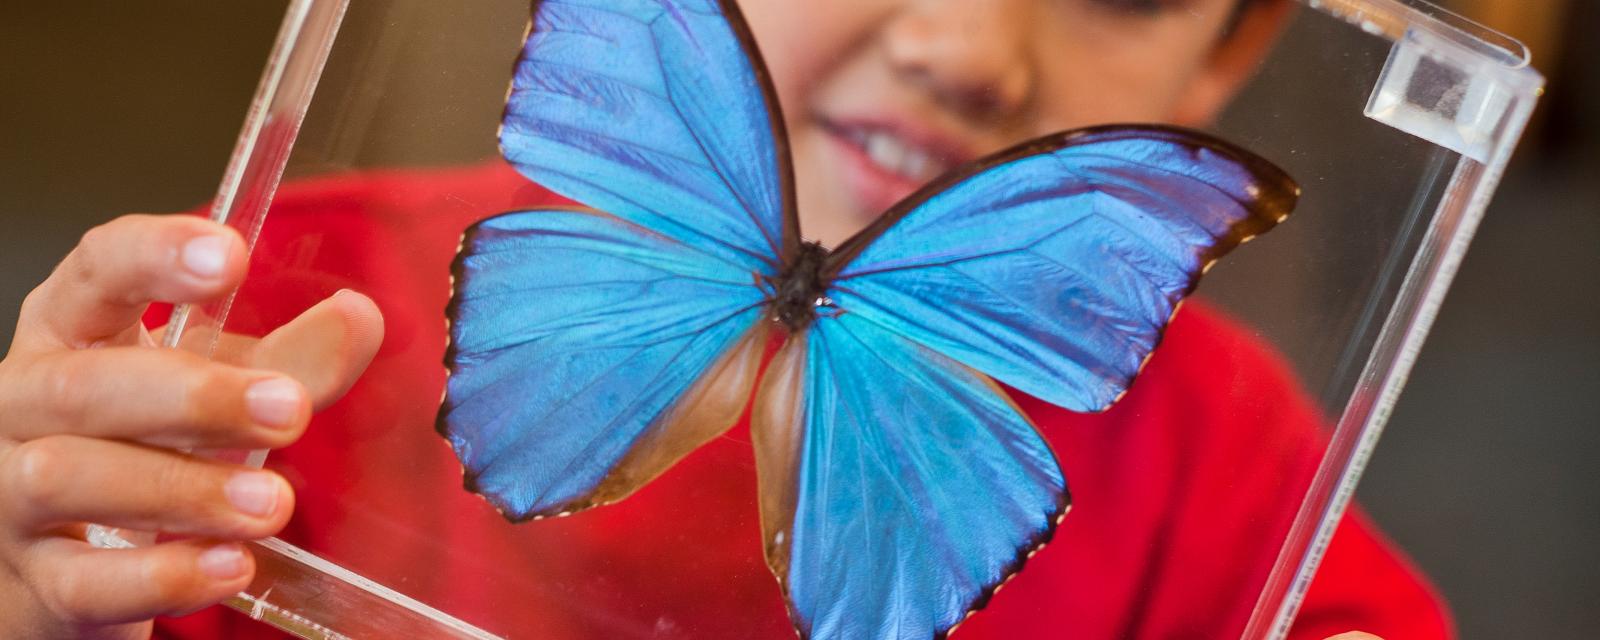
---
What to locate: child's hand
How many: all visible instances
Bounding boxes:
[0,214,382,639]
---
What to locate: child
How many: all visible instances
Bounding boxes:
[0,0,1446,637]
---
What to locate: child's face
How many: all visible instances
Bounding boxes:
[740,0,1272,246]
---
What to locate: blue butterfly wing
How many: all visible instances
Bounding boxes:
[502,0,794,272]
[826,125,1299,413]
[440,207,771,519]
[751,313,1067,639]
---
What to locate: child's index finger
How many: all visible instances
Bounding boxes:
[15,214,246,352]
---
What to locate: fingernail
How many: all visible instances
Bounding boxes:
[197,543,249,580]
[245,377,302,429]
[224,472,281,518]
[180,235,231,280]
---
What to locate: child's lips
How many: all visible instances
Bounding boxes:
[817,117,977,215]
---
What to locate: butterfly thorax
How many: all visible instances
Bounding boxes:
[768,241,832,332]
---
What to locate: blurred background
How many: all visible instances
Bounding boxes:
[1,1,1594,638]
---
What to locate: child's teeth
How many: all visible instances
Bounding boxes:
[903,150,931,181]
[866,132,908,176]
[863,131,943,181]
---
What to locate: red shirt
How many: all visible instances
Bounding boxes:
[156,163,1451,639]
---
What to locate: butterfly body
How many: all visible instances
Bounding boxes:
[767,240,833,331]
[440,0,1299,637]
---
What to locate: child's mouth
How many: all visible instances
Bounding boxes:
[833,124,949,184]
[817,117,972,215]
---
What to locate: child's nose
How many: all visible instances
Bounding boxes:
[880,0,1035,120]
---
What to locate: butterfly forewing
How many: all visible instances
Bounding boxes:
[501,0,800,273]
[819,126,1300,413]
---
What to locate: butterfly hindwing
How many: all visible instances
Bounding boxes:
[752,313,1068,639]
[502,0,795,272]
[825,126,1299,413]
[440,207,769,519]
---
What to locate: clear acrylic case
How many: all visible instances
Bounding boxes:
[101,0,1544,637]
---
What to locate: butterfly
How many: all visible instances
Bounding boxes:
[437,0,1299,637]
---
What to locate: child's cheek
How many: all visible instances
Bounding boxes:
[739,0,884,115]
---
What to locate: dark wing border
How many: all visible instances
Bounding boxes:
[822,124,1301,280]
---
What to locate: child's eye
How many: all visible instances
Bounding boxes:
[1087,0,1172,15]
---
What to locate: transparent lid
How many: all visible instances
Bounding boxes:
[104,0,1544,638]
